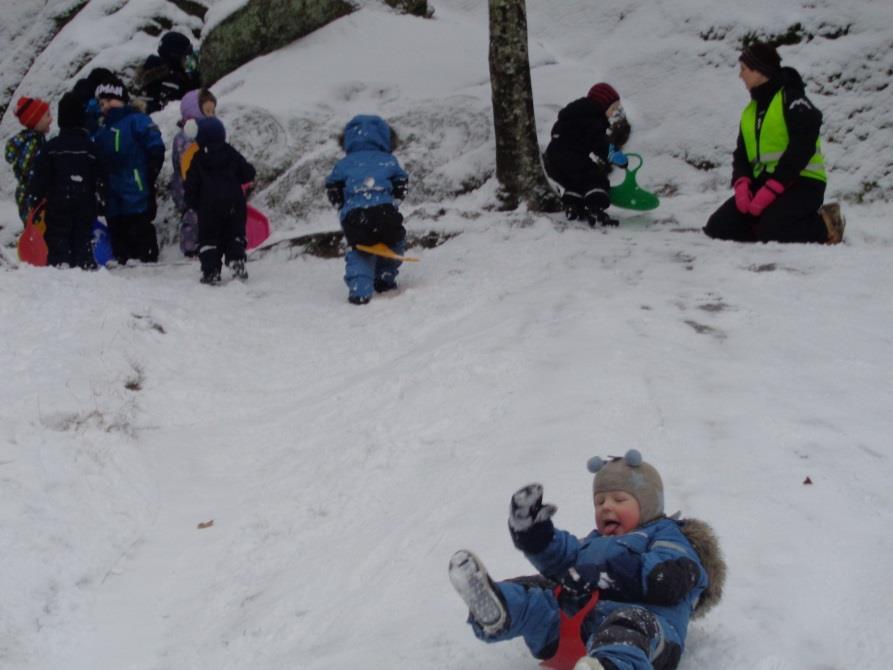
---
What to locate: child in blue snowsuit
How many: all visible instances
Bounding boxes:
[449,451,725,670]
[92,77,165,264]
[325,114,409,305]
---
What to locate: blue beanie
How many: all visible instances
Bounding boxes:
[195,117,225,147]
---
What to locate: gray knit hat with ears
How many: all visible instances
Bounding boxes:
[587,449,664,524]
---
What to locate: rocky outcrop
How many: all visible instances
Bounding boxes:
[199,0,354,86]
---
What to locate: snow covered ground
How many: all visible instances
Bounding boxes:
[2,1,892,669]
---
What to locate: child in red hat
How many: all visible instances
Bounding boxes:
[4,96,52,223]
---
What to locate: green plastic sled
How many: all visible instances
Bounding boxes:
[610,153,660,211]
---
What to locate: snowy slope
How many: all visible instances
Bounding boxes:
[2,1,893,669]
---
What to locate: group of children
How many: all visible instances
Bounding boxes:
[7,38,842,303]
[6,74,256,283]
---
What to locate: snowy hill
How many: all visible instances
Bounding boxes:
[2,1,893,669]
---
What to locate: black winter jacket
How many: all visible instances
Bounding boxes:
[184,141,256,223]
[546,97,612,164]
[732,66,823,187]
[29,128,99,218]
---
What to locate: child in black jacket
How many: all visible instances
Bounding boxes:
[184,117,256,284]
[29,93,99,269]
[544,83,631,227]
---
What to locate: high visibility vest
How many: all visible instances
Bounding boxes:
[740,90,826,183]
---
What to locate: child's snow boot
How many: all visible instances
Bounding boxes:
[819,202,845,245]
[374,278,397,293]
[349,294,371,305]
[588,209,619,227]
[231,259,248,281]
[448,550,509,636]
[200,271,221,285]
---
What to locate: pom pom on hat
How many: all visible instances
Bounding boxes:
[586,83,620,112]
[183,118,199,140]
[14,97,50,129]
[589,449,664,524]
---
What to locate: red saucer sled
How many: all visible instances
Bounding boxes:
[17,202,48,267]
[246,204,270,250]
[540,590,600,670]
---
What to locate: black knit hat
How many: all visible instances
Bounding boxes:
[95,75,128,103]
[58,92,85,129]
[739,43,782,77]
[159,31,194,62]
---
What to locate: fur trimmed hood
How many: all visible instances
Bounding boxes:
[679,517,726,619]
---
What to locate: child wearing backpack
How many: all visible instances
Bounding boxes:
[5,96,52,223]
[449,450,725,670]
[170,88,217,256]
[325,114,409,305]
[28,93,100,269]
[184,116,256,284]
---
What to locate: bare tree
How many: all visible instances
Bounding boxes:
[488,0,560,212]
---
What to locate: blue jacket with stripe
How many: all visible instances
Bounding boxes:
[93,106,165,217]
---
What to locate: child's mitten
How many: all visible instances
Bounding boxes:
[508,483,557,554]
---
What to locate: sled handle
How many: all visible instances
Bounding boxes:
[623,152,644,173]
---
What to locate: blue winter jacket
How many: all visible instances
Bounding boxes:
[528,518,708,652]
[325,115,408,222]
[93,106,165,217]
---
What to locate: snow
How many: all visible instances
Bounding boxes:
[2,1,893,669]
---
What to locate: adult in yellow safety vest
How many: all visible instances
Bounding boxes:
[704,43,844,244]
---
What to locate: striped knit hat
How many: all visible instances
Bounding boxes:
[14,97,50,129]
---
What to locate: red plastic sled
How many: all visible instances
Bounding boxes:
[17,202,48,267]
[540,591,600,670]
[246,203,270,250]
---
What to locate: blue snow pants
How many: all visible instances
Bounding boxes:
[466,581,679,670]
[344,238,405,301]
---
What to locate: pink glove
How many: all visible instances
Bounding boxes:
[733,177,752,214]
[747,179,785,217]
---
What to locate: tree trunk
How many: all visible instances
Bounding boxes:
[488,0,560,212]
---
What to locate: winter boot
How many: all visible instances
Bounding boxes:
[448,550,509,637]
[349,294,371,305]
[588,209,619,227]
[231,259,248,281]
[200,271,221,285]
[374,278,397,293]
[819,202,845,245]
[562,192,586,222]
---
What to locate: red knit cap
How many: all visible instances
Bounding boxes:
[14,97,50,129]
[587,83,620,112]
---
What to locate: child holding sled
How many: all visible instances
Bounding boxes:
[325,114,409,305]
[5,96,52,224]
[449,450,725,670]
[28,93,100,269]
[543,83,631,227]
[184,116,256,284]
